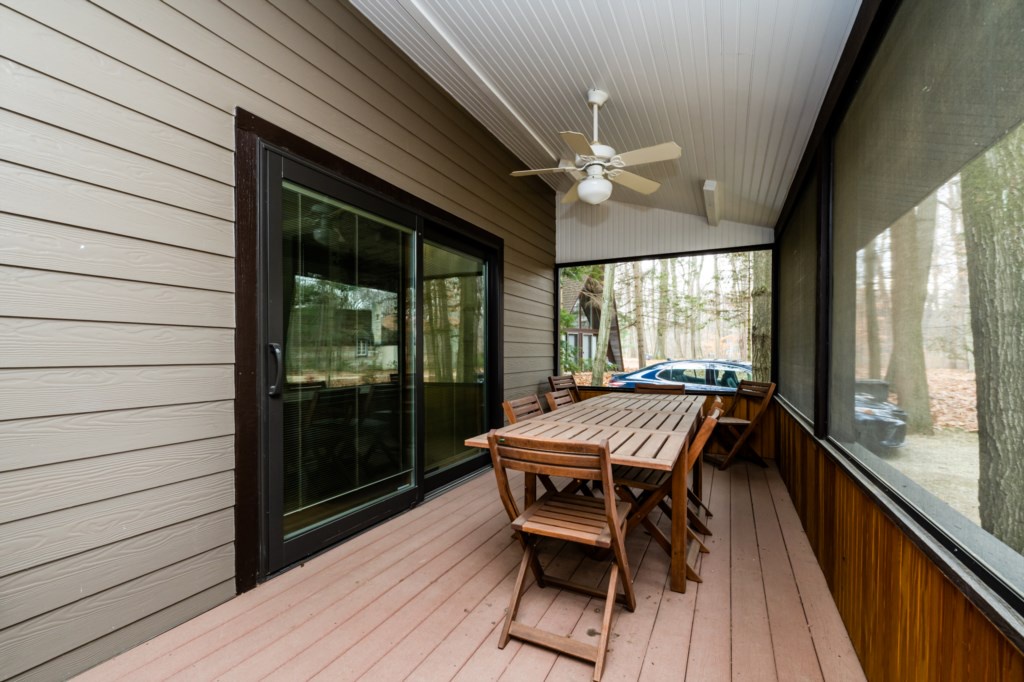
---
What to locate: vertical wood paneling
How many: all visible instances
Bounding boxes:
[776,405,1024,681]
[556,199,774,264]
[0,0,555,677]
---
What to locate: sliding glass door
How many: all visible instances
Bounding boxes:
[259,148,500,575]
[263,154,417,572]
[422,241,491,491]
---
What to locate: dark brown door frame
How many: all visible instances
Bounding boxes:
[234,109,504,592]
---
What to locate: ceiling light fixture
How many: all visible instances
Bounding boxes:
[577,175,613,205]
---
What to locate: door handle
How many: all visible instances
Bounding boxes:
[268,343,284,397]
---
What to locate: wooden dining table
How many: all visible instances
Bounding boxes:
[465,392,705,593]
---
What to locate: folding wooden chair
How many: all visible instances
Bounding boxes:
[487,431,636,681]
[688,396,725,518]
[548,374,580,403]
[708,380,776,470]
[544,389,576,411]
[634,383,685,394]
[502,395,559,495]
[613,408,721,563]
[502,394,545,424]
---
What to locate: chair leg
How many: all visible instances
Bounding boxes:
[687,507,712,536]
[715,424,767,470]
[611,536,636,612]
[688,526,710,554]
[687,488,713,518]
[593,563,619,682]
[500,543,535,648]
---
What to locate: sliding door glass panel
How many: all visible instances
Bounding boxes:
[422,242,486,476]
[279,181,415,540]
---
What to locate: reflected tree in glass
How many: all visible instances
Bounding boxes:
[961,122,1024,552]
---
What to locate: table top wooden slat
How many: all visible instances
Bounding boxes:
[465,394,703,471]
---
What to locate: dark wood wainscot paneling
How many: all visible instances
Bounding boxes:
[776,404,1024,680]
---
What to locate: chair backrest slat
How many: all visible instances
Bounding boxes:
[548,375,580,402]
[503,394,544,423]
[497,446,603,475]
[723,380,775,418]
[686,407,721,470]
[487,431,616,523]
[634,383,685,394]
[544,389,575,410]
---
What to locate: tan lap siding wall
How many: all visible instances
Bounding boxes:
[0,0,555,679]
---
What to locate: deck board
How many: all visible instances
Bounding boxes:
[76,464,865,681]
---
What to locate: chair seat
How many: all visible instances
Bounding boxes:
[718,416,751,426]
[513,492,631,549]
[612,465,669,490]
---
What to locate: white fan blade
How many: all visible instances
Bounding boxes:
[560,131,596,157]
[511,167,575,176]
[561,182,580,204]
[616,141,682,167]
[610,170,661,195]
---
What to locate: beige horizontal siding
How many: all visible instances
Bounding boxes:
[0,318,234,368]
[0,436,233,523]
[0,401,235,472]
[0,0,554,678]
[0,214,235,292]
[0,109,233,220]
[0,7,234,148]
[0,365,234,422]
[1,545,234,680]
[0,266,234,327]
[0,58,234,184]
[0,511,234,631]
[0,163,235,256]
[12,581,235,682]
[0,472,234,578]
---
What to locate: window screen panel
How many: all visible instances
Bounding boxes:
[777,181,816,421]
[830,0,1024,583]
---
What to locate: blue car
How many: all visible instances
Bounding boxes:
[608,359,753,394]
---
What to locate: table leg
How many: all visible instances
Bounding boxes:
[670,458,688,593]
[524,472,537,508]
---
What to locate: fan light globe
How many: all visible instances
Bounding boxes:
[577,176,613,205]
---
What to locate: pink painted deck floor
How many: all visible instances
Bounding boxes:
[76,463,865,681]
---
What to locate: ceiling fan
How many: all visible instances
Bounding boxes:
[511,89,682,205]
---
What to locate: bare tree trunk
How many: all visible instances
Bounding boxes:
[886,194,936,434]
[670,260,682,358]
[457,275,479,383]
[591,264,617,386]
[632,261,647,369]
[654,261,669,359]
[751,250,771,381]
[690,258,704,356]
[713,256,722,357]
[864,240,882,378]
[962,126,1024,552]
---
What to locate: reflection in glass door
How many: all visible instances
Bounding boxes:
[422,242,488,486]
[265,159,416,572]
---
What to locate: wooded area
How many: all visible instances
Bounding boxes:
[559,251,772,384]
[856,121,1024,553]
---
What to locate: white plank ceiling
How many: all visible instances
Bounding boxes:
[350,0,860,228]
